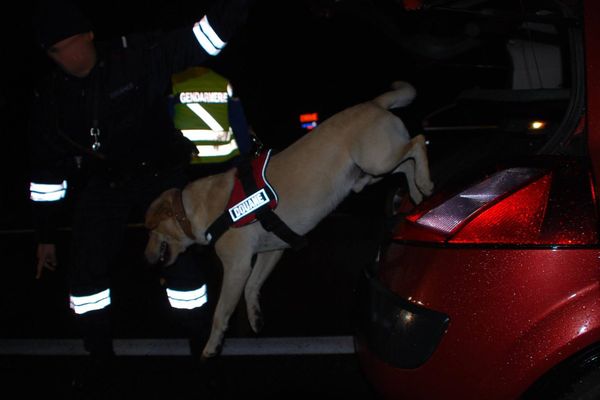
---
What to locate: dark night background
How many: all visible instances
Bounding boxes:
[0,1,580,397]
[0,0,415,232]
[0,0,410,340]
[0,6,400,397]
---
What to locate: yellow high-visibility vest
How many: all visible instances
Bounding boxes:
[171,67,240,164]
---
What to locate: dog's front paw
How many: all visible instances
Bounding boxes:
[249,310,264,333]
[419,180,434,197]
[409,189,423,205]
[202,343,222,359]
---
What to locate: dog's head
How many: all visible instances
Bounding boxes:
[144,188,196,266]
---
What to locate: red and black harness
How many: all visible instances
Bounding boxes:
[205,150,307,250]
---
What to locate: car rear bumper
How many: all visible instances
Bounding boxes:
[355,263,449,369]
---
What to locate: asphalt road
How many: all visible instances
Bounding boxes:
[0,352,378,399]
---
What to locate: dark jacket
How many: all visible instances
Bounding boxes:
[28,1,251,242]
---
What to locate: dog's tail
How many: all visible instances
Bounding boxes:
[373,81,416,110]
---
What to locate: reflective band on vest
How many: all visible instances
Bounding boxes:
[186,103,225,132]
[30,180,67,202]
[181,129,233,142]
[70,289,111,315]
[172,67,240,164]
[193,15,226,56]
[172,68,230,134]
[166,285,208,310]
[195,140,239,158]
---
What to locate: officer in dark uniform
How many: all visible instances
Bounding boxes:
[28,0,254,393]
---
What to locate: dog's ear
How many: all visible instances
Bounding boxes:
[145,188,177,230]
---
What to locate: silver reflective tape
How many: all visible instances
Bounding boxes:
[193,15,226,56]
[69,289,111,315]
[166,285,208,310]
[30,181,67,202]
[181,129,231,142]
[195,140,239,158]
[199,15,226,50]
[186,103,224,131]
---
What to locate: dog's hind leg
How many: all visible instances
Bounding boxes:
[203,239,254,358]
[244,249,285,333]
[393,160,422,204]
[391,135,434,204]
[405,135,434,197]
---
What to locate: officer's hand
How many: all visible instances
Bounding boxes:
[36,243,57,279]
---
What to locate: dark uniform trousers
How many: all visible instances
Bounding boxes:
[68,162,211,358]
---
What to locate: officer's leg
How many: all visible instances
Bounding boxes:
[161,244,214,356]
[68,180,130,390]
[134,163,215,354]
[160,244,225,397]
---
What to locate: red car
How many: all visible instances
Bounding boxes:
[355,0,600,398]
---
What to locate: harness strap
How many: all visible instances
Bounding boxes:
[205,154,307,250]
[237,160,307,250]
[205,211,231,244]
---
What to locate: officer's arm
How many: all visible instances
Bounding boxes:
[145,0,254,99]
[28,90,67,277]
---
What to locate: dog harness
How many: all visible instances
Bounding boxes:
[205,149,307,250]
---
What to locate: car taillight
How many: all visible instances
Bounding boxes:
[449,173,551,243]
[396,162,598,246]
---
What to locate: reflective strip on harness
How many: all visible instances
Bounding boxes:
[70,289,111,315]
[166,285,208,310]
[30,181,67,202]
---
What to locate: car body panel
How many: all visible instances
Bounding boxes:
[356,0,600,398]
[358,245,600,399]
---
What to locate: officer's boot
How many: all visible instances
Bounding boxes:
[172,306,223,398]
[72,308,117,398]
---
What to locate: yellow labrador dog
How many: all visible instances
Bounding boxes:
[145,81,433,358]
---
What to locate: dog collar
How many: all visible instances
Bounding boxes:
[171,188,197,241]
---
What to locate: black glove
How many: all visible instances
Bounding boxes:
[205,0,256,43]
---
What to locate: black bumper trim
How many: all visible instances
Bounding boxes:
[356,264,450,369]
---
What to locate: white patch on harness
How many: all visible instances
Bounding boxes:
[228,188,270,222]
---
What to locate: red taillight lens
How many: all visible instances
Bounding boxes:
[409,168,546,235]
[396,163,598,246]
[449,174,551,244]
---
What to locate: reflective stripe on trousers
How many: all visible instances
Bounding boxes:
[166,284,208,310]
[70,288,111,315]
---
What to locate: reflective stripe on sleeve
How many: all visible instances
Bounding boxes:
[70,289,111,315]
[166,285,208,310]
[30,180,67,202]
[193,15,226,56]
